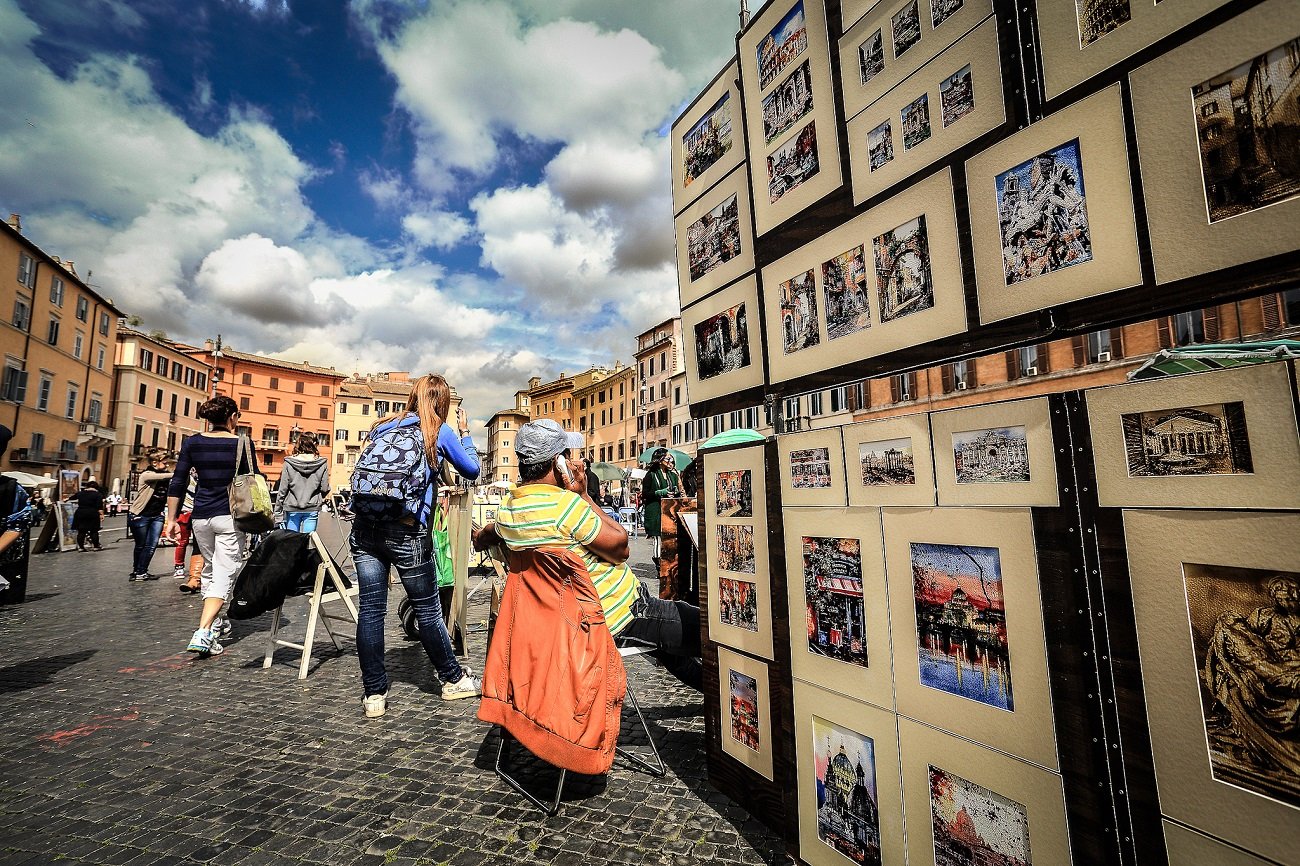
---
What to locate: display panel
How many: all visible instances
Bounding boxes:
[675,165,757,308]
[718,646,776,780]
[1163,821,1278,866]
[930,397,1059,507]
[1086,362,1300,509]
[704,443,775,659]
[671,60,746,215]
[682,276,766,407]
[1124,510,1300,864]
[779,427,850,506]
[844,413,937,507]
[965,84,1142,324]
[1130,1,1300,285]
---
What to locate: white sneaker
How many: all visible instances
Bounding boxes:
[441,670,482,701]
[211,617,232,639]
[187,628,212,653]
[173,565,186,579]
[363,691,388,718]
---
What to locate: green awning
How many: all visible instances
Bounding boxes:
[1127,341,1300,380]
[700,428,766,449]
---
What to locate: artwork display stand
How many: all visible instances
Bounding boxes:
[262,531,360,680]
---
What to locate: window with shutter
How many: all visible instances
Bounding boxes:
[1260,295,1282,330]
[1037,343,1052,373]
[1156,316,1173,348]
[940,364,955,393]
[1202,306,1220,342]
[1005,351,1018,380]
[1111,330,1124,360]
[1071,336,1087,367]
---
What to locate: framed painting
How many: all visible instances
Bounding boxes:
[929,396,1059,507]
[717,645,776,781]
[778,427,849,507]
[671,60,745,216]
[1130,1,1300,285]
[740,0,845,235]
[1164,821,1278,866]
[1086,361,1300,509]
[898,718,1073,866]
[1036,0,1234,102]
[762,167,968,386]
[1124,510,1300,864]
[883,506,1058,769]
[704,443,774,659]
[674,165,756,309]
[784,508,893,708]
[682,276,766,408]
[846,16,1006,205]
[843,412,936,507]
[793,681,906,866]
[965,84,1142,324]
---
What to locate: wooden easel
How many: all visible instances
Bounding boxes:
[262,530,359,679]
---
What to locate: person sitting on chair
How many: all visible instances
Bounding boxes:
[474,420,702,691]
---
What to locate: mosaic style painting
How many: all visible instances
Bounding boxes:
[720,577,760,632]
[804,536,868,668]
[822,245,872,340]
[791,446,833,489]
[686,193,742,281]
[930,766,1031,866]
[953,426,1031,484]
[768,121,821,204]
[940,64,974,128]
[718,524,757,574]
[757,1,808,90]
[1121,402,1254,477]
[814,717,882,864]
[694,302,751,381]
[781,268,821,354]
[859,438,916,486]
[873,215,935,323]
[730,670,761,750]
[683,93,733,188]
[996,138,1093,286]
[715,469,753,518]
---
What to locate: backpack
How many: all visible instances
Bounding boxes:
[349,418,431,522]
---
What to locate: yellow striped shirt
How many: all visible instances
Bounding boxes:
[494,484,640,635]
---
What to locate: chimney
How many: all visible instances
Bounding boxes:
[614,360,623,370]
[528,376,541,389]
[6,214,20,233]
[63,261,76,276]
[204,339,215,352]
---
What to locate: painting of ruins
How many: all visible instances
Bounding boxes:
[694,302,751,381]
[912,542,1013,711]
[1121,401,1253,477]
[931,0,964,28]
[868,119,895,172]
[859,29,885,85]
[892,0,922,58]
[730,669,761,751]
[859,438,916,486]
[781,268,821,354]
[719,577,760,632]
[822,245,872,340]
[715,469,753,517]
[683,93,733,188]
[996,138,1093,286]
[940,64,974,128]
[1075,0,1130,47]
[791,446,833,489]
[873,215,935,323]
[814,717,882,864]
[768,120,821,204]
[718,524,757,574]
[803,536,868,668]
[953,426,1031,484]
[902,93,932,151]
[757,1,808,90]
[930,765,1031,866]
[1193,39,1300,223]
[686,193,742,281]
[764,60,814,145]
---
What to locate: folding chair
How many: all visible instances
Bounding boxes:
[262,530,359,679]
[617,507,639,538]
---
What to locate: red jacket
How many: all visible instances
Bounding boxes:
[477,547,627,775]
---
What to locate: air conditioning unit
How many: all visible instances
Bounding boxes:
[900,392,912,402]
[956,381,968,391]
[1097,351,1112,363]
[1025,366,1039,377]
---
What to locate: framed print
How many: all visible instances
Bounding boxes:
[844,413,937,507]
[1164,822,1277,866]
[674,165,756,308]
[965,84,1142,324]
[671,60,745,215]
[883,507,1058,769]
[846,16,1006,205]
[778,427,849,506]
[1124,510,1300,864]
[682,276,766,407]
[838,0,992,121]
[930,397,1059,507]
[762,168,968,386]
[1086,361,1300,509]
[898,718,1073,866]
[1130,1,1300,285]
[717,646,776,781]
[1036,0,1234,102]
[784,508,894,709]
[793,681,905,866]
[704,443,774,659]
[740,0,845,235]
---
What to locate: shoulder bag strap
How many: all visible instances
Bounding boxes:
[236,434,252,476]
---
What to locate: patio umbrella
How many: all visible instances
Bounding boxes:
[2,471,57,488]
[700,428,765,449]
[589,462,625,482]
[636,446,692,470]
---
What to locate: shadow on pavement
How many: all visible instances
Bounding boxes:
[0,649,97,693]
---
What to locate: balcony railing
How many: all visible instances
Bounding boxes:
[258,439,287,451]
[10,447,84,465]
[78,422,117,445]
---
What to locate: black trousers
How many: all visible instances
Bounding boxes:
[616,582,703,691]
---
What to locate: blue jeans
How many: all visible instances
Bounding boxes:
[284,511,319,533]
[127,514,164,576]
[350,519,464,697]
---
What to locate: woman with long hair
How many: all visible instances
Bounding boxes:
[641,448,682,567]
[163,395,256,657]
[349,373,480,718]
[127,448,171,580]
[275,431,330,534]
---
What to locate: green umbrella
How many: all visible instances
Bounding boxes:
[701,428,765,449]
[589,462,626,482]
[637,446,692,470]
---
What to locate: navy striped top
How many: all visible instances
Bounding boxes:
[168,434,261,520]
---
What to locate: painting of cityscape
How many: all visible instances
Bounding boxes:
[874,215,935,323]
[1075,0,1131,48]
[930,765,1031,866]
[868,119,895,172]
[768,120,821,204]
[757,0,808,90]
[940,65,974,128]
[720,577,760,632]
[715,469,753,517]
[931,0,963,28]
[694,302,751,381]
[803,536,868,668]
[781,268,821,354]
[683,93,733,188]
[859,438,916,486]
[860,29,885,85]
[1121,401,1254,477]
[686,193,742,281]
[791,447,833,489]
[911,542,1013,711]
[814,717,882,864]
[1193,39,1300,223]
[1184,563,1300,809]
[953,426,1031,484]
[822,246,872,340]
[730,670,761,751]
[892,0,922,58]
[718,524,757,573]
[902,93,932,150]
[996,138,1093,286]
[764,60,814,145]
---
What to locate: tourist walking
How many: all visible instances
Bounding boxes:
[349,373,481,718]
[275,432,330,533]
[72,479,106,551]
[127,449,171,581]
[163,396,256,657]
[641,448,682,567]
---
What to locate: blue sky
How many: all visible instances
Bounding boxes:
[0,0,739,431]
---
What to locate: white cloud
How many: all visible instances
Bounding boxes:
[401,209,471,251]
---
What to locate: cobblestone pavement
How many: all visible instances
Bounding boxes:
[0,513,788,866]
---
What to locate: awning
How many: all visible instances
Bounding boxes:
[1127,341,1300,380]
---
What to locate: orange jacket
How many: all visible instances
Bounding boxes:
[477,547,627,775]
